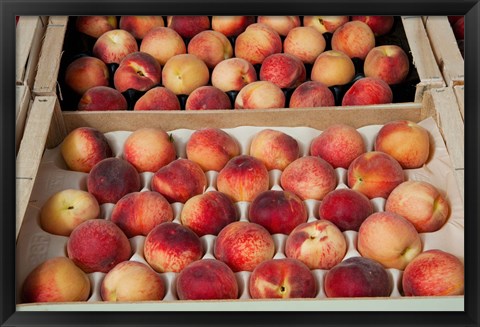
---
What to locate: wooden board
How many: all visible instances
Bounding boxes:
[454,85,464,120]
[15,85,32,154]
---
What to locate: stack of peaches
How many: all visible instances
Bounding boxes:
[20,119,463,303]
[62,15,414,111]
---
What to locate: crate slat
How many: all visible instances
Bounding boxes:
[454,85,464,120]
[15,85,32,154]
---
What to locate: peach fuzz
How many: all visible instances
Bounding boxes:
[211,16,255,37]
[303,16,350,34]
[364,45,410,85]
[21,257,90,303]
[92,29,138,64]
[341,77,393,106]
[347,151,405,199]
[385,181,450,233]
[113,51,162,93]
[259,53,306,89]
[185,86,232,110]
[357,211,422,270]
[289,81,335,108]
[249,258,317,299]
[123,127,176,173]
[280,156,336,201]
[248,190,307,235]
[143,222,203,273]
[283,26,326,64]
[211,57,257,92]
[187,30,233,68]
[133,86,181,111]
[60,126,113,173]
[216,155,270,202]
[100,261,165,301]
[180,191,239,237]
[256,16,301,36]
[161,54,210,95]
[140,27,186,66]
[402,249,464,296]
[64,56,109,95]
[285,219,347,270]
[110,191,174,238]
[87,157,141,204]
[214,221,275,272]
[151,158,207,204]
[351,16,395,36]
[186,128,240,172]
[77,86,128,111]
[234,23,282,65]
[234,80,285,109]
[76,16,117,38]
[310,123,366,169]
[176,259,239,300]
[67,219,132,273]
[167,15,210,39]
[331,21,375,60]
[374,120,430,169]
[311,50,356,87]
[119,16,165,40]
[249,129,300,171]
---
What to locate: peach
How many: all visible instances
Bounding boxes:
[311,50,356,87]
[110,191,174,238]
[75,16,117,38]
[342,77,393,106]
[119,16,165,39]
[374,120,430,169]
[347,151,405,199]
[453,16,464,40]
[303,16,350,34]
[185,86,232,110]
[151,158,207,203]
[87,157,142,204]
[214,221,275,272]
[280,156,337,201]
[285,219,347,270]
[259,53,306,89]
[248,190,307,235]
[167,15,210,39]
[331,21,375,60]
[318,188,374,232]
[402,249,464,296]
[283,26,326,64]
[324,256,392,297]
[364,45,410,85]
[100,261,165,301]
[77,86,128,111]
[289,81,335,108]
[140,26,186,66]
[310,123,366,169]
[21,257,90,303]
[180,190,239,237]
[351,16,395,36]
[385,181,450,233]
[256,16,301,36]
[357,211,422,270]
[64,56,110,95]
[216,155,270,202]
[249,129,300,171]
[234,80,286,109]
[92,29,138,64]
[60,127,113,173]
[113,51,162,93]
[123,127,176,173]
[187,30,233,68]
[185,128,240,172]
[176,259,238,300]
[249,258,316,299]
[40,189,100,236]
[211,16,255,37]
[133,86,181,111]
[67,219,132,273]
[211,57,257,92]
[144,222,203,273]
[234,23,282,65]
[161,53,210,95]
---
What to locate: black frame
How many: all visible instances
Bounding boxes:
[1,0,478,326]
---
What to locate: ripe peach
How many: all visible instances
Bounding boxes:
[216,155,270,202]
[331,21,375,60]
[303,16,350,34]
[161,54,210,95]
[185,86,232,110]
[67,219,132,273]
[187,30,233,68]
[167,15,210,39]
[289,81,335,108]
[364,45,410,85]
[211,57,257,92]
[234,23,282,65]
[77,86,128,111]
[110,191,174,238]
[113,51,162,93]
[341,77,393,106]
[234,80,286,109]
[280,156,337,201]
[259,53,306,89]
[119,16,165,39]
[453,16,465,40]
[311,50,356,87]
[64,56,110,95]
[140,26,186,66]
[351,16,395,36]
[133,86,181,111]
[214,221,275,272]
[256,16,301,36]
[76,16,117,38]
[211,16,255,37]
[92,29,138,64]
[283,26,326,64]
